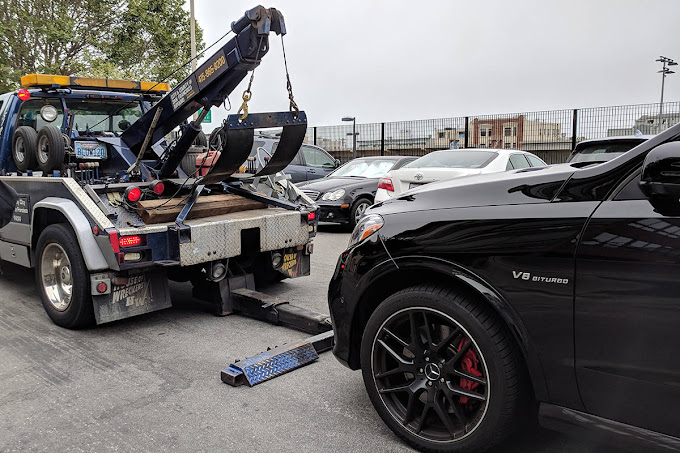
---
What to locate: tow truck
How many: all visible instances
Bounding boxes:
[0,6,323,340]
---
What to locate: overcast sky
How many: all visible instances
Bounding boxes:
[191,0,680,130]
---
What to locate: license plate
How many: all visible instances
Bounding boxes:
[409,182,426,189]
[74,141,107,160]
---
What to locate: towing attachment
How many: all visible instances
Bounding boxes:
[221,330,334,387]
[200,111,307,184]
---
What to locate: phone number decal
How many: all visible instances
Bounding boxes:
[197,52,227,89]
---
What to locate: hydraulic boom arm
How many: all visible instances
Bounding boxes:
[120,6,288,171]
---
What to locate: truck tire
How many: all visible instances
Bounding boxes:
[360,285,527,453]
[36,125,65,173]
[35,224,94,329]
[12,126,38,172]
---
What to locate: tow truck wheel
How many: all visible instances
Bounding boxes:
[360,285,527,452]
[36,125,65,173]
[12,126,38,172]
[36,224,94,329]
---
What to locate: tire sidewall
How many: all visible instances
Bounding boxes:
[12,126,38,172]
[350,197,372,228]
[360,288,514,452]
[35,224,93,329]
[36,125,65,173]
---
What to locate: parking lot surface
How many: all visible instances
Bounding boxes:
[0,225,626,452]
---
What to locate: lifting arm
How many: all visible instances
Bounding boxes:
[120,6,287,171]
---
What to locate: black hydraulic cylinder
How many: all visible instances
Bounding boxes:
[160,122,202,178]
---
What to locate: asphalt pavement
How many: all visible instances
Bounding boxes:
[0,224,626,452]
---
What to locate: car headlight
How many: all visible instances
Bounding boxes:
[348,214,384,248]
[322,189,345,201]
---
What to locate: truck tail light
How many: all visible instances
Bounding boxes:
[108,230,120,254]
[307,212,316,221]
[125,186,142,203]
[378,178,394,192]
[150,180,165,195]
[119,235,142,248]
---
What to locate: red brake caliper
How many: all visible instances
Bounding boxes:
[457,338,482,404]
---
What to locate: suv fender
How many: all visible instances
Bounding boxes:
[351,254,549,401]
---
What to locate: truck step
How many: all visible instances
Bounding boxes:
[221,330,334,387]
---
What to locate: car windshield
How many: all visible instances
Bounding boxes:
[65,99,143,134]
[405,150,499,169]
[330,159,397,178]
[570,141,644,163]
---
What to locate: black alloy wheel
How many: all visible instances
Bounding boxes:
[361,285,526,452]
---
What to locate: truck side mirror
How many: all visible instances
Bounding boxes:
[639,142,680,214]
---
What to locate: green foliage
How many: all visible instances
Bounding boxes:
[0,0,204,92]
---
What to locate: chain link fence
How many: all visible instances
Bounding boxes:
[304,102,680,164]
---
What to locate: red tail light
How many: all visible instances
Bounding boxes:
[119,235,142,248]
[307,212,316,221]
[108,230,120,254]
[150,180,165,195]
[378,178,394,192]
[125,186,142,202]
[17,89,30,101]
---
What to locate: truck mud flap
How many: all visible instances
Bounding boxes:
[201,111,307,184]
[92,269,172,324]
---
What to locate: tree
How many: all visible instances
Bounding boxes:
[0,0,203,92]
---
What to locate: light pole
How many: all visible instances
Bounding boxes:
[656,56,677,133]
[342,117,357,159]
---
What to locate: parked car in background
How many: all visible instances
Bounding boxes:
[567,135,652,165]
[208,132,339,183]
[297,156,415,228]
[375,148,547,203]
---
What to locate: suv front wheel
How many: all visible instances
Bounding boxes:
[360,285,527,452]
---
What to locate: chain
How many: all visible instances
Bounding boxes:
[281,35,299,118]
[237,36,264,120]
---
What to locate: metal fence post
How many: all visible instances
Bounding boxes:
[313,127,317,146]
[571,109,578,150]
[464,117,469,148]
[380,123,385,156]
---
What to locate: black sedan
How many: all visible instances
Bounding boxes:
[296,156,415,228]
[328,124,680,452]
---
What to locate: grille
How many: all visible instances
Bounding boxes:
[302,190,320,201]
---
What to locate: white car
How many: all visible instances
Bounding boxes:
[375,148,547,203]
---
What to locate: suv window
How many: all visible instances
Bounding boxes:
[302,145,334,168]
[507,154,530,170]
[18,98,64,131]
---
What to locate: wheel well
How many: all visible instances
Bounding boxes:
[32,208,70,251]
[352,195,373,207]
[349,266,539,397]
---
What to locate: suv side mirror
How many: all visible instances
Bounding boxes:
[640,142,680,213]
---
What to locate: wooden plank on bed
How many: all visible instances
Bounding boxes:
[137,194,267,224]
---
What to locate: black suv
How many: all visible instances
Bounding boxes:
[328,125,680,452]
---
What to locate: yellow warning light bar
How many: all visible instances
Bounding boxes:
[20,74,169,94]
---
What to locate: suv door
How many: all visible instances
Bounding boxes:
[301,145,337,181]
[574,169,680,436]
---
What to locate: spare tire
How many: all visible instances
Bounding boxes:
[12,126,38,172]
[36,125,65,173]
[193,130,208,147]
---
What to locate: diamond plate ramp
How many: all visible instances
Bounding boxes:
[222,340,319,387]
